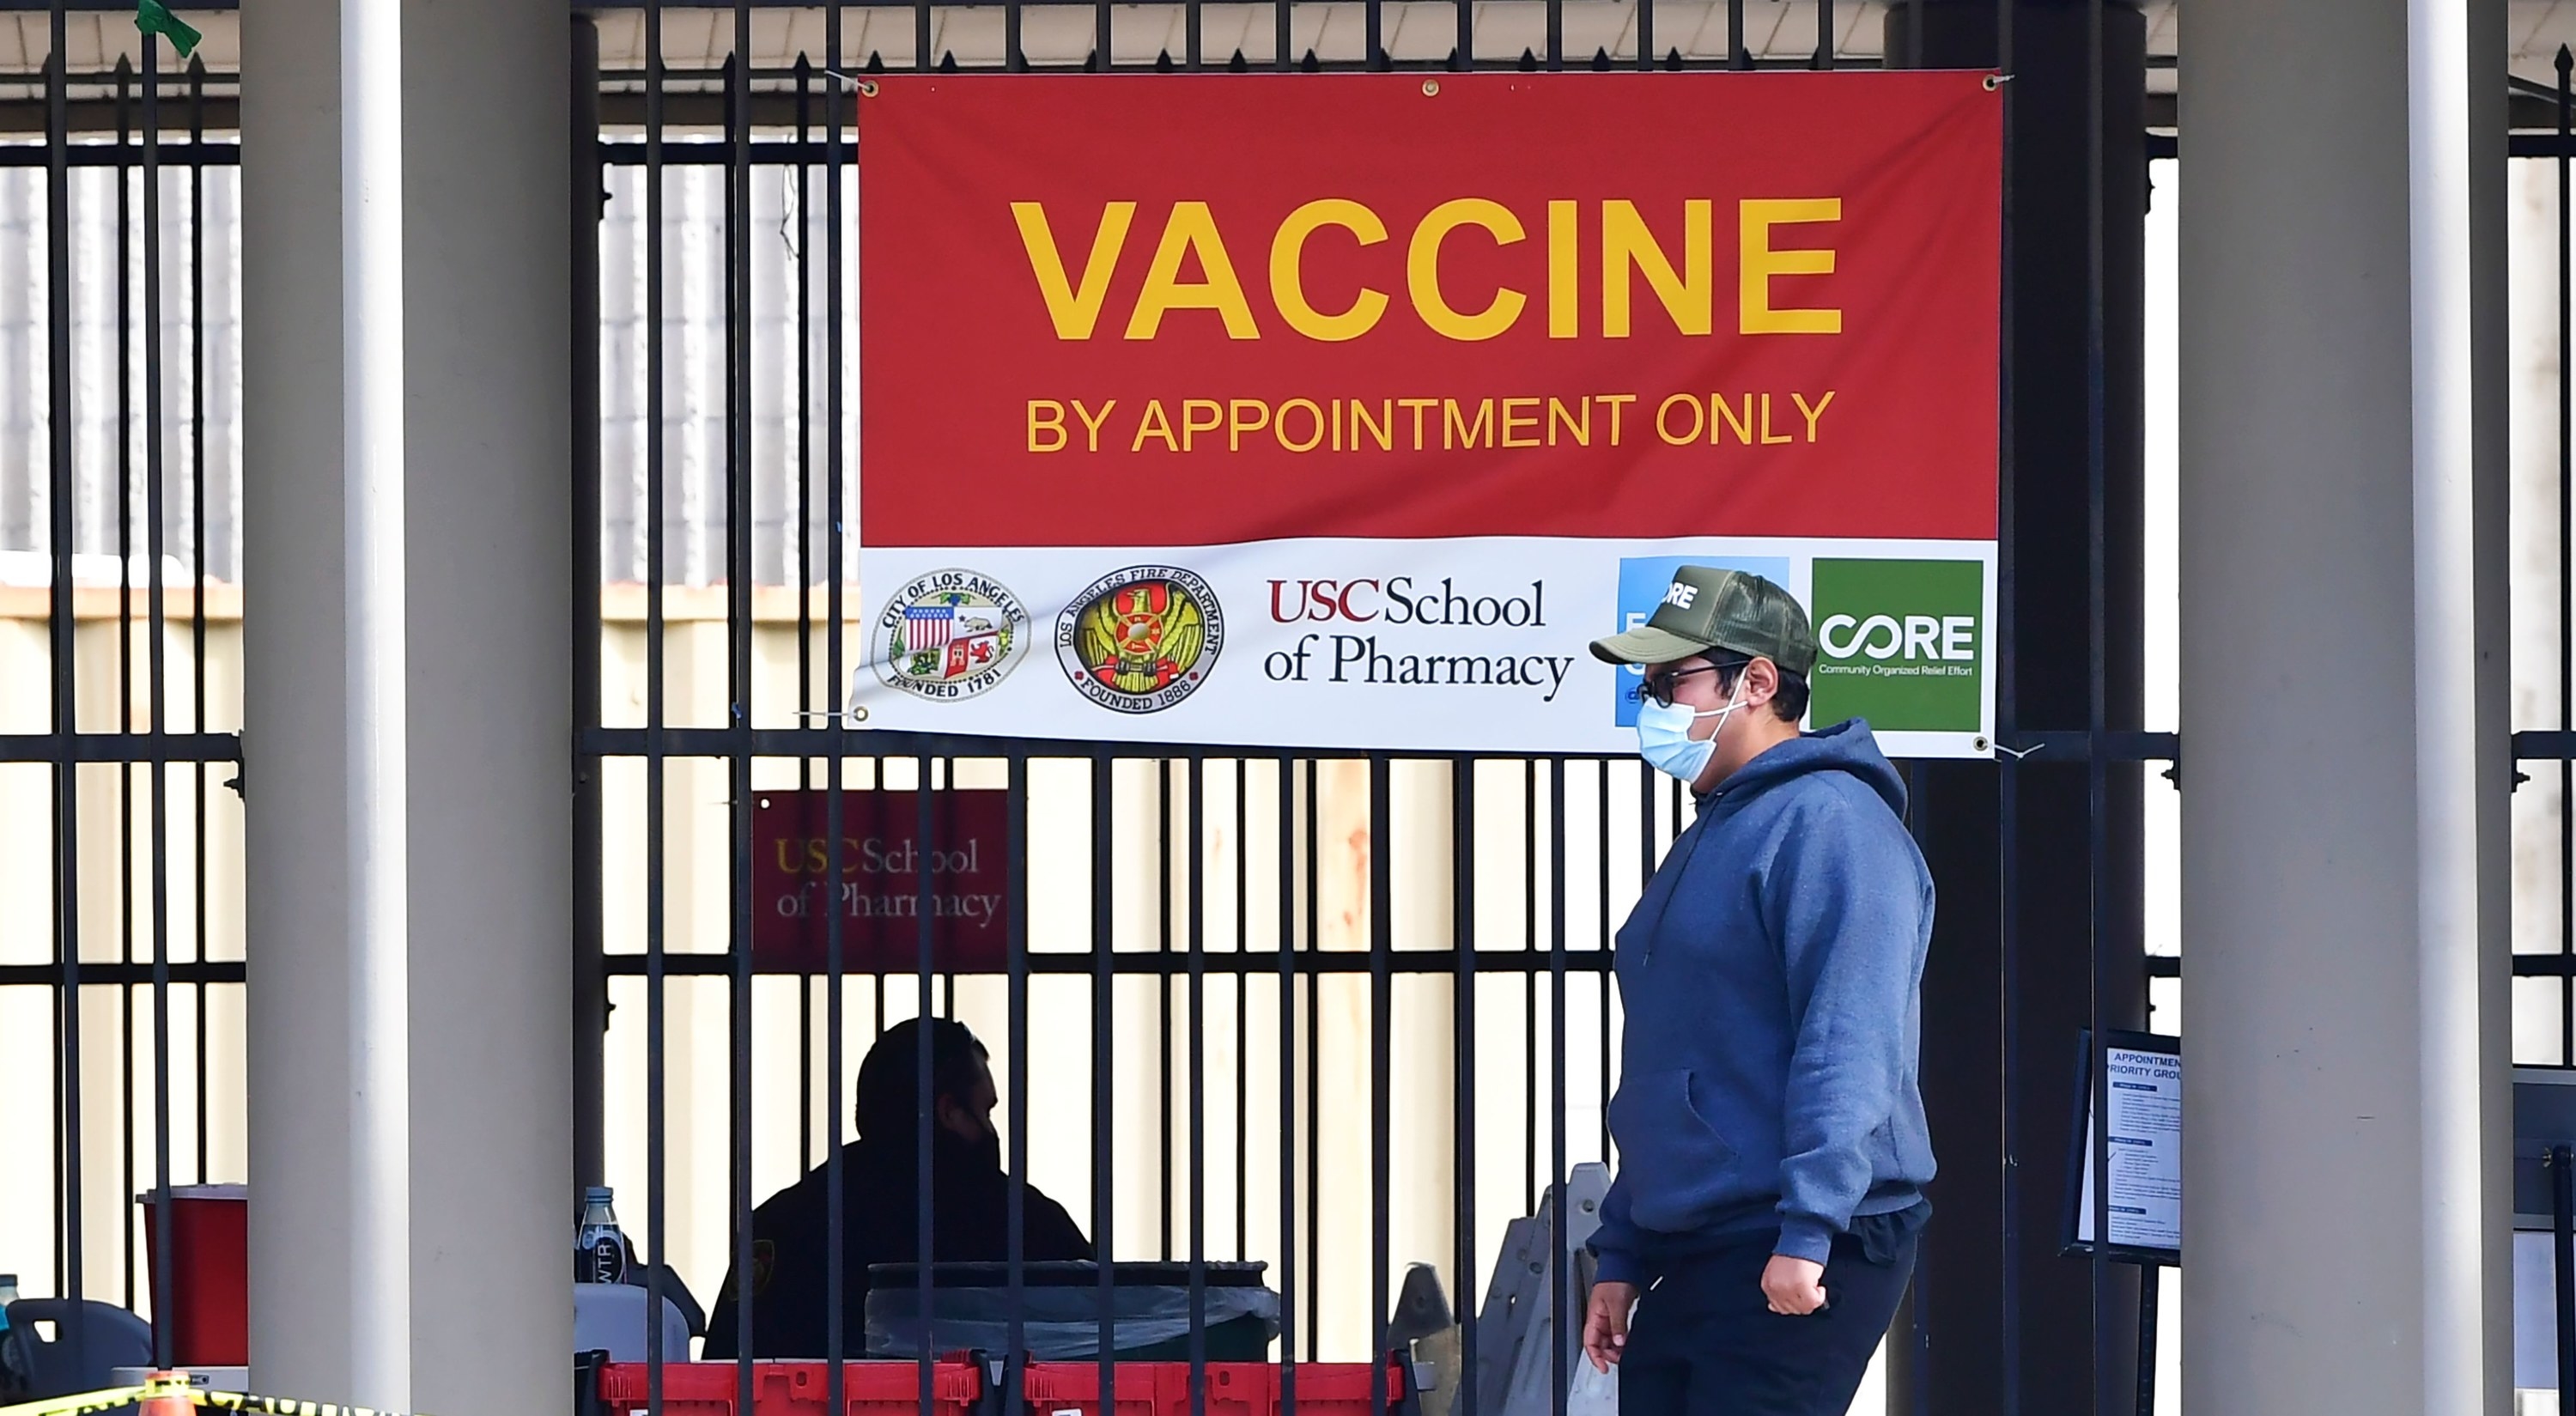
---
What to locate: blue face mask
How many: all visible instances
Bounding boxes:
[1635,678,1746,785]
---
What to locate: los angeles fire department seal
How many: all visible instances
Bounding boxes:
[873,568,1030,701]
[1055,565,1225,714]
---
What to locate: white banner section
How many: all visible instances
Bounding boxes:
[848,538,1998,757]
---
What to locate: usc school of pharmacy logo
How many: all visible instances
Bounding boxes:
[1056,566,1225,714]
[873,569,1030,701]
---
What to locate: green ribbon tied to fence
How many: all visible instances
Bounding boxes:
[135,0,202,60]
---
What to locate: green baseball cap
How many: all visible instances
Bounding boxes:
[1589,566,1818,676]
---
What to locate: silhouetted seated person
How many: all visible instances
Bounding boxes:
[702,1017,1093,1358]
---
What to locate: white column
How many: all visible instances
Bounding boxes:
[241,0,573,1410]
[2178,2,2507,1413]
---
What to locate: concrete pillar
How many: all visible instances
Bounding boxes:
[2178,1,2508,1413]
[241,0,573,1410]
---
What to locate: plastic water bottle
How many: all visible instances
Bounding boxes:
[575,1188,629,1285]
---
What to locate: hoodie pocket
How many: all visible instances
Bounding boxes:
[1607,1069,1740,1232]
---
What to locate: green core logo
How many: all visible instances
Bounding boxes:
[1807,559,1984,732]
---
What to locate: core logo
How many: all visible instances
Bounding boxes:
[1817,613,1976,663]
[1662,580,1698,610]
[1056,566,1225,714]
[1807,559,1984,733]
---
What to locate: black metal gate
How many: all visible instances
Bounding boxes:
[39,3,2530,1416]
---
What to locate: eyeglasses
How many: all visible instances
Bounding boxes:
[1633,661,1722,708]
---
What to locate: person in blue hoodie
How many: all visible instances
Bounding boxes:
[1578,566,1935,1416]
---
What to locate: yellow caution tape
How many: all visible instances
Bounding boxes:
[0,1387,149,1416]
[203,1390,426,1416]
[1,1374,430,1416]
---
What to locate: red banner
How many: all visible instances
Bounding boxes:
[859,71,2000,548]
[750,789,1012,974]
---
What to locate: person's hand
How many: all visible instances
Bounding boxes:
[1762,1255,1827,1316]
[1582,1281,1640,1371]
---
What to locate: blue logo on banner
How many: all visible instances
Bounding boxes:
[1610,556,1793,727]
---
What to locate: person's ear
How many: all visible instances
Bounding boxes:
[1744,657,1779,708]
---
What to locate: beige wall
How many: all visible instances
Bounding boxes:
[1,587,1629,1361]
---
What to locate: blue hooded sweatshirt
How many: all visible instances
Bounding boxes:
[1589,718,1935,1283]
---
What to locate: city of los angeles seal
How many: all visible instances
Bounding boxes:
[873,569,1030,701]
[1055,566,1225,714]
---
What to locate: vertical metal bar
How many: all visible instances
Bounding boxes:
[793,53,817,1174]
[1162,759,1176,1259]
[799,975,814,1170]
[1303,757,1321,1361]
[570,15,607,1194]
[1092,749,1117,1401]
[1814,0,1833,69]
[2133,1263,2159,1416]
[1454,0,1470,71]
[823,3,851,1395]
[1597,760,1611,1163]
[1188,0,1204,69]
[1523,763,1538,1215]
[1097,0,1112,71]
[1994,0,2022,1407]
[1545,0,1560,69]
[916,760,937,1410]
[1726,0,1747,68]
[2085,0,2113,1403]
[1547,759,1568,1416]
[142,33,178,1367]
[723,16,756,1394]
[1235,762,1249,1260]
[1188,757,1209,1416]
[1635,0,1652,71]
[2549,1165,2576,1416]
[1366,0,1383,71]
[1007,753,1030,1407]
[1452,761,1478,1416]
[916,0,934,72]
[45,3,87,1329]
[115,56,138,1312]
[1006,0,1025,70]
[643,0,670,1401]
[2559,46,2572,1061]
[1370,753,1392,1410]
[189,54,210,1186]
[1274,0,1291,72]
[1279,758,1299,1411]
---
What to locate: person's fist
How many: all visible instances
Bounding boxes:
[1761,1255,1827,1316]
[1582,1281,1640,1371]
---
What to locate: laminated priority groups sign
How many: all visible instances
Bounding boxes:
[854,72,2001,756]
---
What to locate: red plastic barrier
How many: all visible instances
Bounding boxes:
[1024,1362,1409,1416]
[598,1361,986,1416]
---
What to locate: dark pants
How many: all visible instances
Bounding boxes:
[1617,1229,1917,1416]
